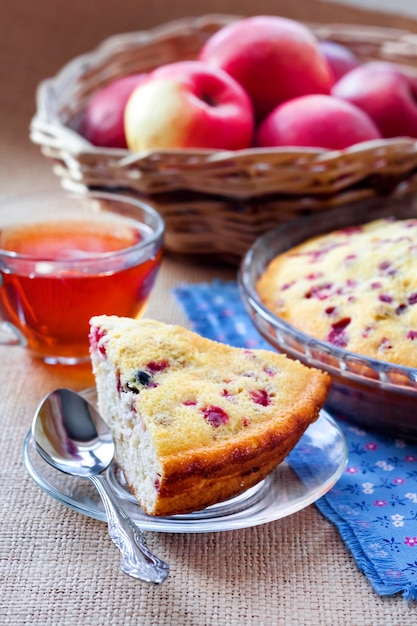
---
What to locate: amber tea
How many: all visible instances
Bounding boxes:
[0,192,164,364]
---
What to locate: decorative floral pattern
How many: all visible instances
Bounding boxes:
[175,279,417,600]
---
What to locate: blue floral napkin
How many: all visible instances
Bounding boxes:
[174,279,417,601]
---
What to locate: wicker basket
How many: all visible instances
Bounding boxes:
[30,14,417,260]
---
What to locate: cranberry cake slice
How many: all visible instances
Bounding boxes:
[89,315,330,516]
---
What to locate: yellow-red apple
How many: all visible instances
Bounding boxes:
[318,40,360,83]
[124,61,254,151]
[332,61,417,138]
[198,15,333,121]
[82,74,147,148]
[256,94,381,150]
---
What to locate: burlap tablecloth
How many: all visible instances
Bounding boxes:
[1,1,417,623]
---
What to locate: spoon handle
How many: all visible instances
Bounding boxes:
[89,474,169,584]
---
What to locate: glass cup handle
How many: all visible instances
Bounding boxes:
[0,273,27,346]
[0,321,27,346]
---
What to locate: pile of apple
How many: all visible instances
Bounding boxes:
[81,15,417,153]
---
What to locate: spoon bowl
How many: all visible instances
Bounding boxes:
[32,387,169,584]
[33,388,114,476]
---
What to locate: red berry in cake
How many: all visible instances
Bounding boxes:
[250,389,271,406]
[344,254,357,264]
[327,317,351,347]
[281,281,295,291]
[378,260,397,276]
[305,282,333,300]
[379,294,393,303]
[146,360,170,373]
[362,325,374,338]
[202,406,230,428]
[89,327,107,356]
[378,337,393,351]
[379,260,390,271]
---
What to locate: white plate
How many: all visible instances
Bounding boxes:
[23,388,347,533]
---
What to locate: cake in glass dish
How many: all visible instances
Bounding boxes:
[239,196,417,441]
[256,216,417,368]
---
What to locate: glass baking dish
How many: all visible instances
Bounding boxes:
[238,194,417,440]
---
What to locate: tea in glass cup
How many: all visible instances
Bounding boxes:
[0,190,164,364]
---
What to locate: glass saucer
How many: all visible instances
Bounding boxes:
[23,388,347,533]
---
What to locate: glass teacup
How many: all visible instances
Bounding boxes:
[0,190,164,364]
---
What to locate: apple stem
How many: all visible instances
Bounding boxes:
[199,92,216,107]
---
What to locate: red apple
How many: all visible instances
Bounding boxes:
[332,61,417,138]
[198,15,334,121]
[256,94,381,150]
[318,40,360,83]
[124,61,254,151]
[82,73,147,148]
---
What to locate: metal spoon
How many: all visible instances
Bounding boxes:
[32,387,169,584]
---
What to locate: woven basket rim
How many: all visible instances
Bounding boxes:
[29,13,417,207]
[31,13,417,159]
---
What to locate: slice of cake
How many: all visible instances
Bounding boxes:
[89,315,330,516]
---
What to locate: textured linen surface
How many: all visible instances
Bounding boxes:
[4,1,417,622]
[174,279,417,600]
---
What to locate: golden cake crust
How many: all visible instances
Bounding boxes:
[257,217,417,368]
[89,316,330,516]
